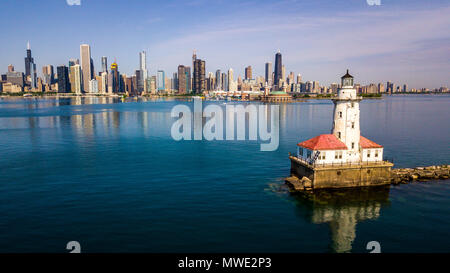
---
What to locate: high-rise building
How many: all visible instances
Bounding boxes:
[274,51,282,89]
[227,68,237,91]
[297,74,302,84]
[110,61,120,93]
[378,83,385,93]
[6,71,24,87]
[177,65,187,94]
[100,72,108,93]
[57,65,70,93]
[89,79,98,93]
[265,62,272,86]
[8,64,14,72]
[101,56,108,73]
[135,69,144,93]
[139,51,148,80]
[157,70,165,91]
[24,42,34,77]
[288,71,294,85]
[215,69,221,90]
[30,62,37,89]
[222,72,227,91]
[69,64,82,94]
[193,53,205,94]
[137,51,148,92]
[69,59,79,67]
[80,44,92,92]
[42,65,54,85]
[172,72,178,91]
[245,66,252,80]
[185,66,191,92]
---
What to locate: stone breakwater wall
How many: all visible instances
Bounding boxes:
[391,165,449,185]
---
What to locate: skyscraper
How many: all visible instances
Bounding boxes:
[245,66,252,80]
[215,69,221,90]
[185,66,191,92]
[57,65,70,93]
[24,41,33,77]
[69,64,82,94]
[80,44,92,92]
[265,62,272,86]
[135,69,144,93]
[138,51,148,93]
[30,62,37,89]
[42,65,54,85]
[100,72,108,93]
[139,51,148,80]
[227,68,236,91]
[157,70,165,91]
[110,61,120,93]
[193,52,205,94]
[8,64,14,72]
[274,51,282,90]
[101,56,108,73]
[177,65,186,94]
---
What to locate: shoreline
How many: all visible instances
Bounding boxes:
[1,92,448,101]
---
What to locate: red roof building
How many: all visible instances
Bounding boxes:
[297,134,383,151]
[360,136,383,149]
[297,134,347,150]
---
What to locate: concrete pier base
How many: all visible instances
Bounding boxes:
[288,156,394,191]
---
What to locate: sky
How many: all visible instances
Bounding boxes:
[0,0,449,89]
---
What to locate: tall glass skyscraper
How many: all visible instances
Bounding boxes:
[274,51,282,89]
[157,70,165,91]
[101,56,108,73]
[24,41,33,77]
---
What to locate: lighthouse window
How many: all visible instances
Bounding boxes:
[307,151,311,158]
[351,142,355,149]
[339,112,342,118]
[351,102,354,108]
[367,150,371,158]
[299,148,304,156]
[338,132,341,139]
[352,122,355,129]
[375,150,379,157]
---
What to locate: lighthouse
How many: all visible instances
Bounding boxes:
[288,70,393,190]
[331,70,361,163]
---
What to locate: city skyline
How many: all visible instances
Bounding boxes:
[0,0,449,88]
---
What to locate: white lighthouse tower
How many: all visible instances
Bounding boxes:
[331,70,361,163]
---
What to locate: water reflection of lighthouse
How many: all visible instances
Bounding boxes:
[293,186,390,253]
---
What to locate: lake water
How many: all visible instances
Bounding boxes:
[0,94,448,253]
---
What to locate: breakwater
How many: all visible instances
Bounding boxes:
[391,165,450,184]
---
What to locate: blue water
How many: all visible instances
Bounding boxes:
[0,95,448,253]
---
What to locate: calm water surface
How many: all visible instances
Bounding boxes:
[0,95,449,252]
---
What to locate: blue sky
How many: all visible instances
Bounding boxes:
[0,0,449,88]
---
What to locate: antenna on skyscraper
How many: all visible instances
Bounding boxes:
[27,41,30,50]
